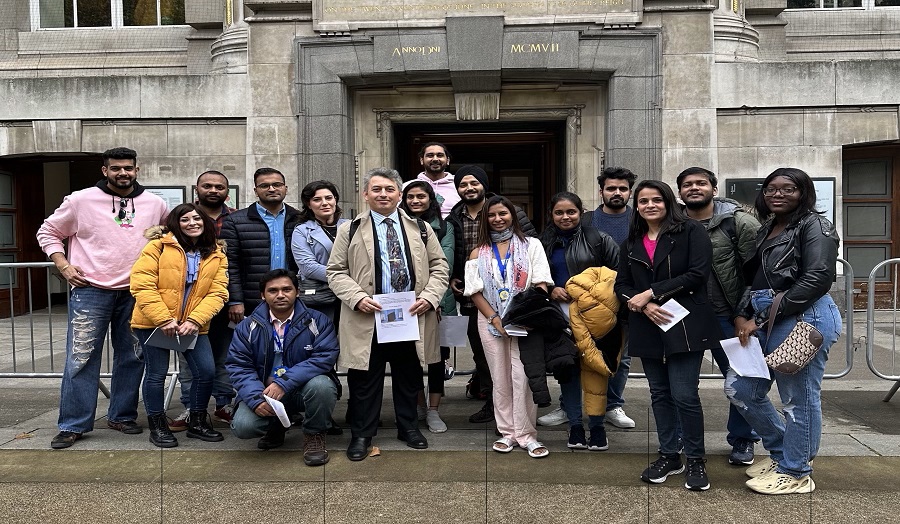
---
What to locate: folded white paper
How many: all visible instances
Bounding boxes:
[263,394,292,428]
[657,298,689,332]
[719,336,770,379]
[439,316,470,346]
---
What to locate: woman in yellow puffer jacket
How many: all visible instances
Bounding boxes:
[130,203,228,448]
[565,266,624,424]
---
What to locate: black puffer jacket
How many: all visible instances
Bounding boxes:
[446,193,538,283]
[540,224,620,279]
[219,204,303,311]
[737,212,839,324]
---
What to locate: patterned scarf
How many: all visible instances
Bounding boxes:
[477,234,530,319]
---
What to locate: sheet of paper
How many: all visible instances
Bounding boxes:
[372,291,420,343]
[503,324,529,337]
[145,327,197,353]
[720,336,770,379]
[439,315,470,346]
[657,298,690,332]
[263,395,292,428]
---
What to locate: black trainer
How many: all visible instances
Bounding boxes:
[588,426,609,451]
[728,439,755,466]
[641,454,684,484]
[567,425,587,449]
[468,402,494,423]
[685,457,710,491]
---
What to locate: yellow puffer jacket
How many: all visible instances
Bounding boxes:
[565,266,623,416]
[130,227,228,333]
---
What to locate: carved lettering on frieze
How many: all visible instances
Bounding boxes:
[392,46,442,57]
[510,42,560,53]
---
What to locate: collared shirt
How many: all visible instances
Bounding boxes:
[256,202,286,270]
[461,207,482,257]
[370,209,410,293]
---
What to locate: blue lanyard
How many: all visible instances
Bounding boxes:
[492,242,512,282]
[273,320,290,353]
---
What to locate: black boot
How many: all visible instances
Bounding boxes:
[148,413,178,448]
[186,411,224,442]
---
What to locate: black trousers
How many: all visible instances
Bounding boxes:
[347,337,423,437]
[461,304,493,401]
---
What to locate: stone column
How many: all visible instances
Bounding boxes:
[713,0,761,62]
[211,0,249,73]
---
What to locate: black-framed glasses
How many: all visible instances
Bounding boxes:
[762,186,797,196]
[118,198,128,220]
[256,182,285,190]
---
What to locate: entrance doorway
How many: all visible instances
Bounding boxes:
[394,121,567,229]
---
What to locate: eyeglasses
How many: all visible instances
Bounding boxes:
[118,198,128,220]
[762,186,797,196]
[256,182,285,190]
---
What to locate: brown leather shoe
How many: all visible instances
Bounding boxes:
[107,420,143,434]
[303,433,329,466]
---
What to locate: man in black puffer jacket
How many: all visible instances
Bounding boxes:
[220,168,303,324]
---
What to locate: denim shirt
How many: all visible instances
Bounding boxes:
[255,202,286,270]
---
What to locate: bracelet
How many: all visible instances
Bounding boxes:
[60,264,70,271]
[487,313,499,322]
[640,305,647,312]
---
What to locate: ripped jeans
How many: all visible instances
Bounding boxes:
[724,291,842,478]
[58,286,144,434]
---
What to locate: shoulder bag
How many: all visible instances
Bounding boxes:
[763,291,824,375]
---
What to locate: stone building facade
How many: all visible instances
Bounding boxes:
[1,0,899,306]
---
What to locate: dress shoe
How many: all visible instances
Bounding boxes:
[397,429,428,449]
[346,436,371,461]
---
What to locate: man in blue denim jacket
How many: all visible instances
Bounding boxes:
[226,269,339,466]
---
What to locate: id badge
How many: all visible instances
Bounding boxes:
[274,366,287,378]
[498,288,510,301]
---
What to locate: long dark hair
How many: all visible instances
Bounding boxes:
[627,180,688,244]
[400,180,443,223]
[754,167,820,224]
[476,195,526,248]
[166,203,218,258]
[299,180,343,224]
[540,191,583,247]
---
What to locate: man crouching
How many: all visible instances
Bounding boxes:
[226,269,339,466]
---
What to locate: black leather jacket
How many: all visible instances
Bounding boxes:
[737,212,839,324]
[540,224,620,282]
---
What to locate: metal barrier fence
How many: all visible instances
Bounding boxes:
[865,258,900,401]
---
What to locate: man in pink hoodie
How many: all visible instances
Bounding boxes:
[37,147,169,449]
[416,142,460,219]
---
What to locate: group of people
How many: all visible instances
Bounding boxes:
[37,144,842,495]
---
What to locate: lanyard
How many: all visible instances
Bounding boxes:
[492,242,512,282]
[273,319,290,353]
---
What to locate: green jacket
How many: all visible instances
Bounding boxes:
[428,216,458,316]
[706,198,761,315]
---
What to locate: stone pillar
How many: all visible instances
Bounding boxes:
[211,0,249,73]
[713,0,760,62]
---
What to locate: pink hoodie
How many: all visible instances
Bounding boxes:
[37,185,169,290]
[416,172,461,219]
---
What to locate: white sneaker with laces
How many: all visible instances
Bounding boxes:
[426,409,447,433]
[606,407,635,429]
[537,407,568,426]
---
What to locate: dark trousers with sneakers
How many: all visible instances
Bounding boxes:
[642,351,706,459]
[177,309,235,409]
[462,304,492,400]
[347,338,423,438]
[426,346,450,395]
[230,375,337,438]
[135,329,214,416]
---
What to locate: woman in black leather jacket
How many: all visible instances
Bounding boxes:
[539,191,620,451]
[727,168,842,495]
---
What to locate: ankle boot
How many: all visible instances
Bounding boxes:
[186,411,224,442]
[148,413,178,448]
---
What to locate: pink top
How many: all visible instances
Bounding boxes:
[416,172,461,219]
[37,186,169,290]
[642,235,658,264]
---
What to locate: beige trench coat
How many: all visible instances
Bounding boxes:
[326,209,449,370]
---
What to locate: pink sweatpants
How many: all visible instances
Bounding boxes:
[477,316,538,448]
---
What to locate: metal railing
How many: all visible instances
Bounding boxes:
[864,258,900,401]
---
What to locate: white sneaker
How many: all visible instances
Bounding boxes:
[537,407,568,426]
[606,407,635,429]
[426,409,447,433]
[417,405,428,421]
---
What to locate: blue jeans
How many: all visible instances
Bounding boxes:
[57,286,144,434]
[642,351,706,459]
[558,372,605,430]
[136,329,214,416]
[231,375,338,437]
[725,291,841,478]
[606,342,630,410]
[714,316,758,445]
[177,309,234,408]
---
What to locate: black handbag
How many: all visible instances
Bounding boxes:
[763,292,824,375]
[297,278,337,306]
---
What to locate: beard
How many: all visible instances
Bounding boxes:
[461,190,485,205]
[604,196,626,210]
[684,194,713,210]
[198,194,224,207]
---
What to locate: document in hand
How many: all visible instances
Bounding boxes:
[657,299,689,332]
[503,325,529,337]
[145,327,197,353]
[373,291,420,343]
[264,395,292,428]
[719,336,770,379]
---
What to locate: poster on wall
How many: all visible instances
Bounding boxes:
[145,186,186,211]
[724,177,835,224]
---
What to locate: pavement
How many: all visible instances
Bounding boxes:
[1,312,900,523]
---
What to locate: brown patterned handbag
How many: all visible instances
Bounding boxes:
[763,292,824,375]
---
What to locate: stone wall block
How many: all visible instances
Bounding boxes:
[249,117,299,156]
[0,77,142,120]
[167,123,247,156]
[306,115,348,155]
[605,148,652,180]
[609,76,656,110]
[250,23,297,65]
[713,62,837,108]
[663,54,713,109]
[249,63,295,117]
[836,60,900,106]
[0,126,36,156]
[374,33,449,73]
[803,110,900,147]
[32,120,82,153]
[662,147,717,181]
[717,112,804,148]
[81,124,169,156]
[301,82,347,117]
[662,11,714,55]
[716,147,759,179]
[661,108,716,149]
[140,75,248,118]
[757,146,842,181]
[446,16,503,92]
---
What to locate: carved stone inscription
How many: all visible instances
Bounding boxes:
[374,34,450,72]
[318,0,638,24]
[502,30,578,69]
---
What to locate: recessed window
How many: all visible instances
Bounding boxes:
[35,0,185,29]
